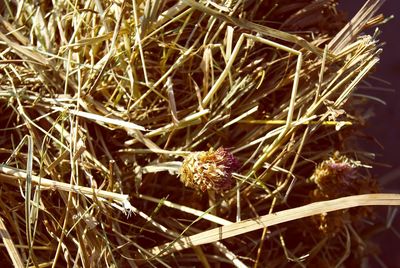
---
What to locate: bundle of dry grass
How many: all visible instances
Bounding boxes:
[1,0,399,267]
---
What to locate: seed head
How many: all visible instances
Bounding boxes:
[179,147,240,192]
[310,153,358,198]
[309,152,379,234]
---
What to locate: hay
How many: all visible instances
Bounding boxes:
[0,0,398,267]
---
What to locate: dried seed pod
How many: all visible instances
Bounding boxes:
[179,147,240,192]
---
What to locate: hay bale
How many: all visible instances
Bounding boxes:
[0,0,398,267]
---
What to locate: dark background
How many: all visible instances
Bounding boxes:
[339,1,400,267]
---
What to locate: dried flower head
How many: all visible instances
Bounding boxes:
[179,147,240,192]
[308,152,379,234]
[310,153,359,198]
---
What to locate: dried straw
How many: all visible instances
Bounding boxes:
[0,0,397,267]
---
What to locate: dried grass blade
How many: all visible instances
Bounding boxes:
[138,194,232,226]
[182,0,324,56]
[148,193,400,256]
[334,57,380,107]
[24,136,34,255]
[51,107,146,131]
[0,216,24,268]
[0,165,133,214]
[328,0,385,53]
[145,109,210,137]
